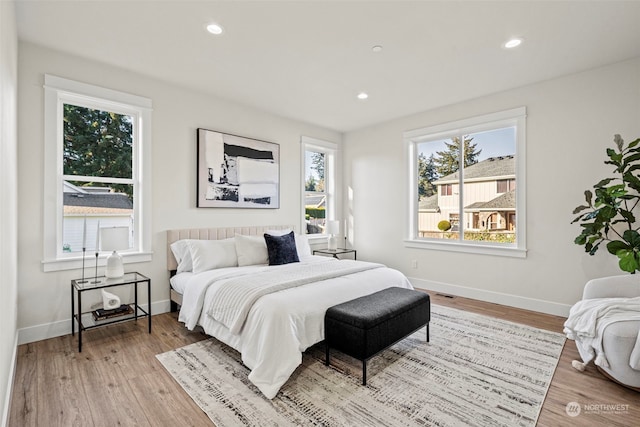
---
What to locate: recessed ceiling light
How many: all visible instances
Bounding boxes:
[504,38,522,49]
[206,23,224,35]
[357,92,369,100]
[372,45,383,53]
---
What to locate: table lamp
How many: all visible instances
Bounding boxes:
[326,220,340,251]
[100,226,130,278]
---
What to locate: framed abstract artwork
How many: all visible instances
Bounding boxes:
[197,128,280,208]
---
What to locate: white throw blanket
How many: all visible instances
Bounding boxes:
[563,297,640,369]
[206,260,384,334]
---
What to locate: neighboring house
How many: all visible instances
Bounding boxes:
[63,182,133,252]
[305,194,325,209]
[304,194,326,234]
[418,155,515,238]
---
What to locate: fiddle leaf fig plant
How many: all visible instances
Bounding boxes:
[572,134,640,273]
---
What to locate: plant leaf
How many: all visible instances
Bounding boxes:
[572,205,590,215]
[616,249,639,273]
[607,240,629,255]
[622,229,640,247]
[594,178,614,188]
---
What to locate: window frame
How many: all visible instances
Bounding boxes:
[42,75,153,272]
[404,107,527,258]
[300,136,337,240]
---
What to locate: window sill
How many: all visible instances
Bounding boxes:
[42,251,153,272]
[403,239,526,258]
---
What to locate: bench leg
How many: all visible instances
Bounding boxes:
[362,360,367,385]
[426,323,430,342]
[325,343,330,366]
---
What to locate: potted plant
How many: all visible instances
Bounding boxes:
[573,134,640,273]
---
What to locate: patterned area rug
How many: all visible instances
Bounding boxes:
[157,305,565,427]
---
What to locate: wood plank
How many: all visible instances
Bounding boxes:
[128,370,213,426]
[35,337,94,427]
[8,344,37,427]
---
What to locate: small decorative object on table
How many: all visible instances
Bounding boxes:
[101,289,120,310]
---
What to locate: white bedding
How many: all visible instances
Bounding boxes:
[176,255,413,398]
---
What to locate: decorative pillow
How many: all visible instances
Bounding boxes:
[235,234,269,266]
[266,229,311,258]
[170,239,194,273]
[187,238,238,273]
[264,231,300,265]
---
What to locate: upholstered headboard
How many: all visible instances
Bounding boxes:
[166,225,293,271]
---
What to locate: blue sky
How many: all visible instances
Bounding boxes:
[418,126,516,162]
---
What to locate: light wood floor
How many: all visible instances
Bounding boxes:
[8,293,639,426]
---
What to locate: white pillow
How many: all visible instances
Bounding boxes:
[187,238,238,273]
[266,229,311,258]
[170,239,193,273]
[235,234,269,266]
[295,234,312,258]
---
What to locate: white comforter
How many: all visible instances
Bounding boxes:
[177,256,413,398]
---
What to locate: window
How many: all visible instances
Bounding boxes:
[301,136,337,236]
[405,107,526,257]
[43,75,152,271]
[497,179,516,193]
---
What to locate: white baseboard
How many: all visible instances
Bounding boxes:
[409,277,571,317]
[2,334,18,427]
[17,300,171,346]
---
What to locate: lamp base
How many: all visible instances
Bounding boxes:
[328,235,338,251]
[105,251,124,278]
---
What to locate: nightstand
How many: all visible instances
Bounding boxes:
[71,272,151,352]
[313,248,357,260]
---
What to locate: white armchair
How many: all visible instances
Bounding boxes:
[579,275,640,390]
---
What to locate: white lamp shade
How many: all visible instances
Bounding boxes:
[326,220,340,235]
[100,227,129,278]
[100,226,130,252]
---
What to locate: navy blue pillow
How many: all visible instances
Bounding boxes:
[264,232,300,265]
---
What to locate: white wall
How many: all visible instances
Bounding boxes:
[344,58,640,315]
[17,42,341,342]
[0,1,18,425]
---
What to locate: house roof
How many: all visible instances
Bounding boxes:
[64,192,133,210]
[435,155,515,184]
[418,194,439,211]
[466,189,515,211]
[305,194,326,208]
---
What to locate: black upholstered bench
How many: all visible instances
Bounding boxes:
[324,287,430,385]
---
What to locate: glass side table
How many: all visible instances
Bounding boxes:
[313,248,357,260]
[71,272,151,352]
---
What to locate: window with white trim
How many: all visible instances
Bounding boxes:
[301,136,337,236]
[405,107,526,257]
[43,75,152,271]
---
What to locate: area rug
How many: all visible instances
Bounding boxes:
[156,305,565,427]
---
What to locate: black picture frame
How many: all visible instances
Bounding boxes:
[197,128,280,208]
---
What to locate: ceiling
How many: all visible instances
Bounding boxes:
[15,0,640,133]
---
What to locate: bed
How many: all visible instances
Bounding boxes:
[166,225,413,398]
